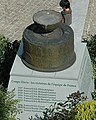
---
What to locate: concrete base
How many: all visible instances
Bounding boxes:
[8,41,94,120]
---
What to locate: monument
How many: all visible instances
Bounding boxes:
[8,9,94,120]
[22,10,76,72]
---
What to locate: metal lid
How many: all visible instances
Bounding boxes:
[33,10,62,31]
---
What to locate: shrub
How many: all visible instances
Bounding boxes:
[31,91,87,120]
[31,91,96,120]
[87,35,96,63]
[75,100,96,120]
[0,35,8,64]
[91,90,96,100]
[87,35,96,89]
[0,85,20,120]
[0,35,20,88]
[0,35,21,119]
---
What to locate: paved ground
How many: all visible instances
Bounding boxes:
[82,0,96,41]
[0,0,96,41]
[0,0,61,41]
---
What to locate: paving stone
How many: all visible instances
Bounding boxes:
[0,0,60,41]
[0,0,96,41]
[82,0,96,41]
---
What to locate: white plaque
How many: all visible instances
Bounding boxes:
[9,76,78,120]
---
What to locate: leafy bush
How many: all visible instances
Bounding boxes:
[87,35,96,63]
[30,91,96,120]
[0,35,8,64]
[91,90,96,100]
[31,91,87,120]
[75,100,96,120]
[92,64,96,83]
[87,35,96,89]
[0,35,20,119]
[0,85,20,120]
[0,35,20,88]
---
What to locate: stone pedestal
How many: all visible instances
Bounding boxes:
[8,0,94,119]
[8,42,94,120]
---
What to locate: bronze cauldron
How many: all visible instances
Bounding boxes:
[22,10,76,72]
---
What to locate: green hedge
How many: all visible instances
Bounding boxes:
[0,85,20,120]
[0,35,20,119]
[87,35,96,89]
[0,35,20,88]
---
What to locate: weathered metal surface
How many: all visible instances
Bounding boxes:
[33,10,62,32]
[22,10,76,72]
